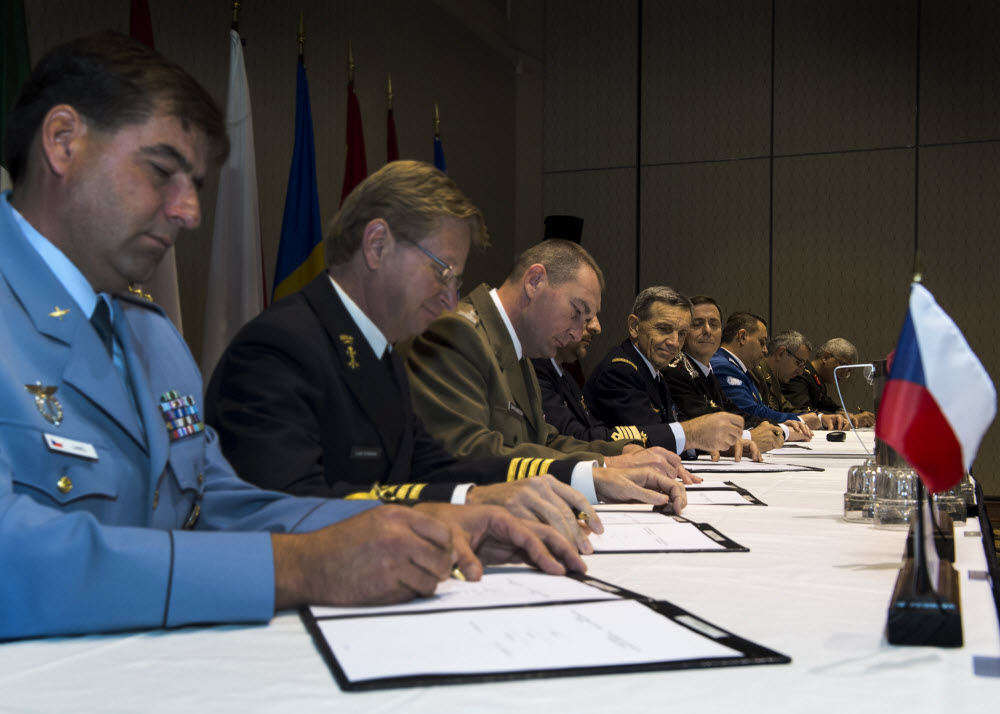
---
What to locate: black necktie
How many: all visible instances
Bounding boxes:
[91,300,114,356]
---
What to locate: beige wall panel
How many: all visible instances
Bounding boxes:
[639,160,770,322]
[919,142,1000,494]
[920,0,1000,144]
[772,150,914,411]
[774,0,916,155]
[641,0,771,164]
[543,0,637,171]
[542,169,636,374]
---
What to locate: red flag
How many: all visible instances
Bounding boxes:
[130,0,154,48]
[340,82,368,204]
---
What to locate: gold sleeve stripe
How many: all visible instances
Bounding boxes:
[516,458,532,480]
[630,426,642,441]
[410,483,427,499]
[396,483,413,499]
[344,487,380,500]
[526,458,543,477]
[507,458,522,482]
[536,458,555,475]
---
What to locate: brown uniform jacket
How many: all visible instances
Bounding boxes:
[401,284,627,464]
[750,360,806,416]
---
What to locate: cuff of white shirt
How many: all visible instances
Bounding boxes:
[742,429,751,440]
[780,423,790,440]
[570,461,599,504]
[451,483,476,504]
[670,422,686,453]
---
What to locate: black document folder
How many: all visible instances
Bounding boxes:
[301,569,790,691]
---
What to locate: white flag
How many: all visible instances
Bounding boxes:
[200,29,264,379]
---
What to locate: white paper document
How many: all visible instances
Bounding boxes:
[310,568,617,619]
[318,598,741,681]
[686,490,759,505]
[683,458,819,473]
[587,515,729,552]
[685,479,736,489]
[767,429,874,458]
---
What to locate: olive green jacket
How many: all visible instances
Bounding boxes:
[750,360,806,415]
[401,284,628,464]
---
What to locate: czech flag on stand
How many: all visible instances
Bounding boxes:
[876,283,996,493]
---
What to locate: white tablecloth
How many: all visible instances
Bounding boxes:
[3,441,998,712]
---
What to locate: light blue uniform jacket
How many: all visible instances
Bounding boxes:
[0,195,376,639]
[710,348,800,424]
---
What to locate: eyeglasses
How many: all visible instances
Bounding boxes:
[404,240,462,291]
[788,352,806,369]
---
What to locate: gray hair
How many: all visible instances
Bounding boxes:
[816,337,858,363]
[769,330,812,355]
[631,286,692,321]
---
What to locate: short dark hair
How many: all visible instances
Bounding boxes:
[631,286,692,321]
[4,31,228,184]
[505,239,605,292]
[326,160,488,266]
[688,295,722,320]
[721,311,767,344]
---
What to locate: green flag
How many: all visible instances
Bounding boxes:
[2,0,31,181]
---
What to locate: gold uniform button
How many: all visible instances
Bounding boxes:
[197,473,205,486]
[57,476,73,494]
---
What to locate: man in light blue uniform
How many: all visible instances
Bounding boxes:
[0,32,580,641]
[710,312,812,442]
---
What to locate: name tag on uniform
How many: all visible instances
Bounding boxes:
[350,446,383,459]
[726,376,742,386]
[43,433,98,460]
[507,402,525,417]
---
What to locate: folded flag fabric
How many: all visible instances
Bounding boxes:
[876,282,996,492]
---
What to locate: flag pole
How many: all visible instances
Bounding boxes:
[297,11,305,62]
[386,73,399,163]
[883,264,963,647]
[348,41,355,87]
[231,0,240,32]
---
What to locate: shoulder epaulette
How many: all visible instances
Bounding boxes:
[611,357,638,370]
[506,457,555,481]
[127,284,154,301]
[116,289,166,314]
[456,305,479,326]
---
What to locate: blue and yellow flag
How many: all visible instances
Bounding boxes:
[273,60,325,302]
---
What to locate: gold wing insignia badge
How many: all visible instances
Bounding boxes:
[48,306,71,319]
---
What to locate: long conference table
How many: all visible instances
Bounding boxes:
[3,431,999,712]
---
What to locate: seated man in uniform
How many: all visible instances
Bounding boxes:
[711,313,812,441]
[0,33,581,641]
[750,331,849,430]
[402,239,691,513]
[782,338,875,427]
[206,160,601,552]
[533,314,713,470]
[583,287,753,460]
[662,295,784,453]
